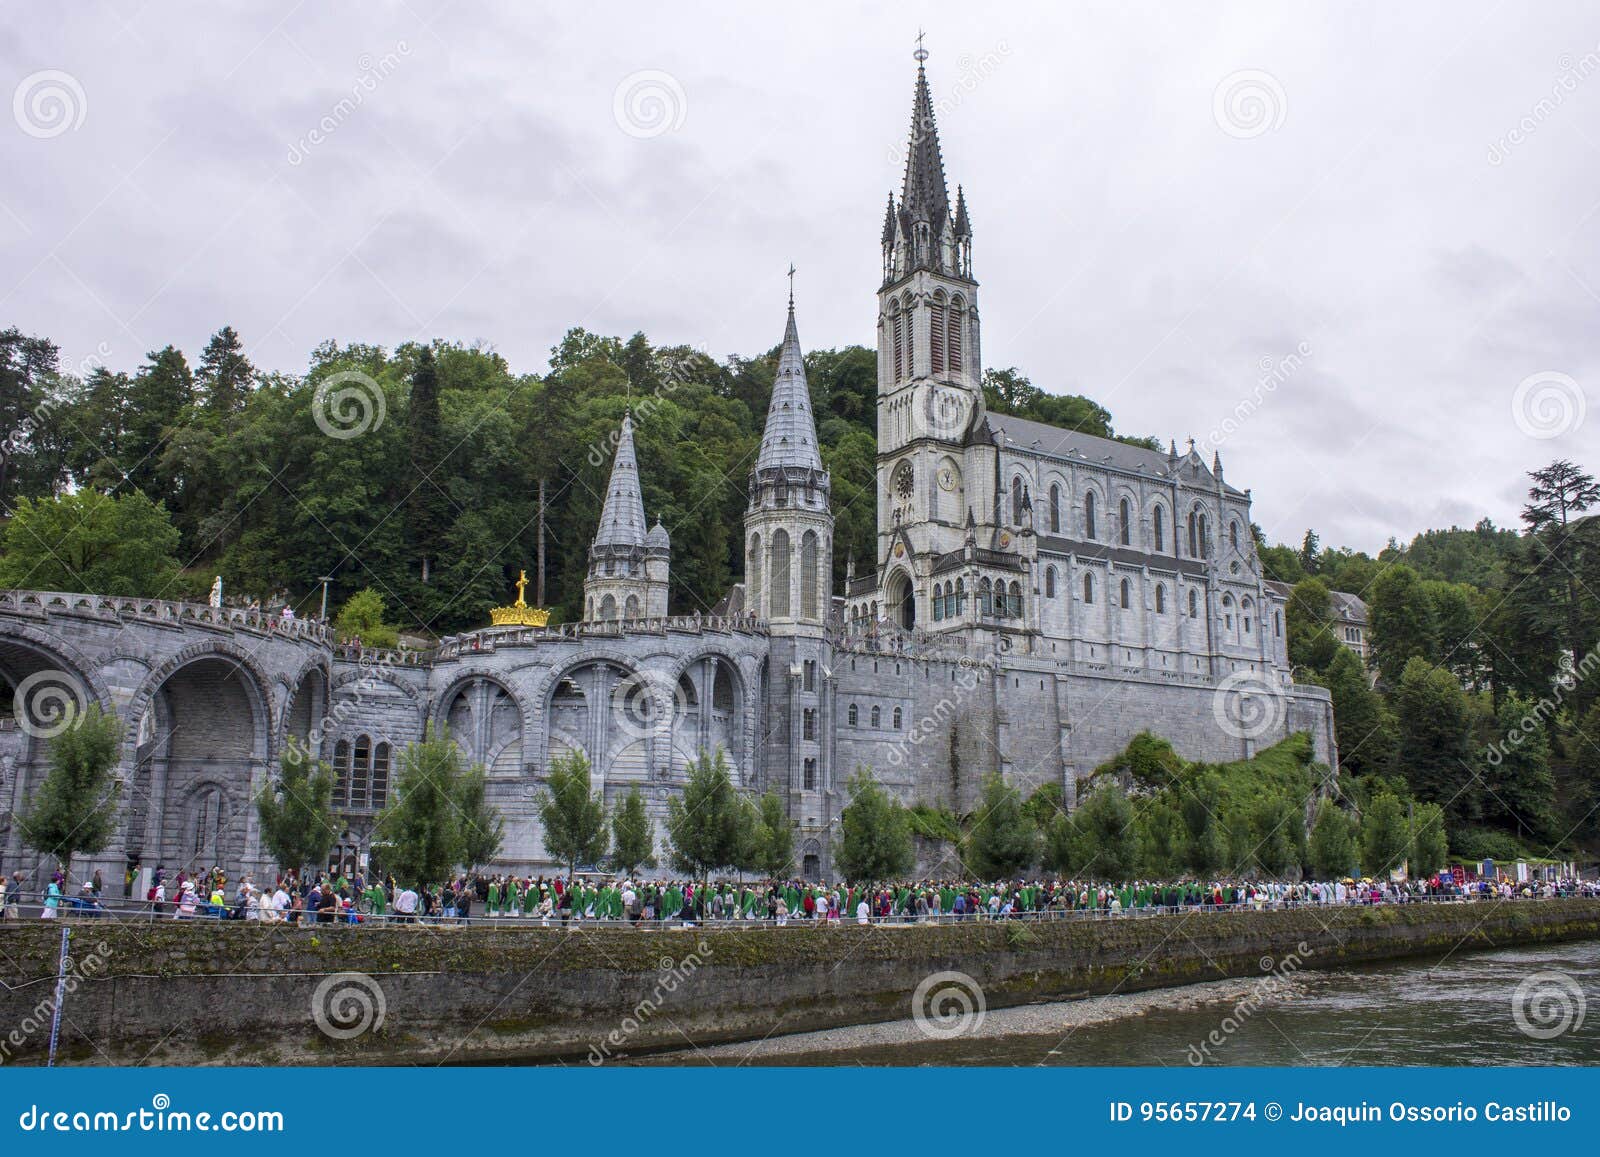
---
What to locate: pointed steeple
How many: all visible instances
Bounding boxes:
[953,184,970,237]
[900,57,951,230]
[593,411,648,549]
[1212,450,1224,480]
[756,299,823,472]
[881,192,897,245]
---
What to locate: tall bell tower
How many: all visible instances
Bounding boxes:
[876,46,983,626]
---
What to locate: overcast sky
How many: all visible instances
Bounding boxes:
[3,3,1597,554]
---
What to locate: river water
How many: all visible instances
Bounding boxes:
[674,939,1600,1067]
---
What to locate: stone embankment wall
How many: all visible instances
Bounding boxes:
[2,900,1596,1066]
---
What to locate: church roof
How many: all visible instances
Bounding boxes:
[592,411,648,550]
[756,303,824,472]
[986,411,1247,496]
[900,61,950,229]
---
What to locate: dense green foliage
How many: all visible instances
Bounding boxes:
[19,704,123,877]
[834,770,915,884]
[664,749,750,881]
[375,726,490,886]
[0,491,183,596]
[536,750,608,875]
[254,744,339,876]
[610,785,656,875]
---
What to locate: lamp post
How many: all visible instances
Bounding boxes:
[318,575,334,621]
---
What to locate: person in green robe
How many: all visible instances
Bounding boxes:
[487,878,500,917]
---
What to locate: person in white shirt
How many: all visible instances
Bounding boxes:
[856,899,870,925]
[394,886,418,922]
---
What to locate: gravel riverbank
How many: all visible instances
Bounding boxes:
[632,972,1310,1064]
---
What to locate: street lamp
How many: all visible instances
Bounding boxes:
[318,575,334,621]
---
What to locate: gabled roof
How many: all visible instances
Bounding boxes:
[986,411,1247,497]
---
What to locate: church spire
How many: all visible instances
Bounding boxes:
[756,294,823,473]
[900,52,951,231]
[593,411,648,549]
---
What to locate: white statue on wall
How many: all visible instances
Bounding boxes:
[209,575,223,608]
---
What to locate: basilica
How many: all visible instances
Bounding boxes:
[0,57,1334,887]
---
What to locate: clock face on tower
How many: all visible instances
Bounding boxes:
[894,461,915,501]
[937,465,958,492]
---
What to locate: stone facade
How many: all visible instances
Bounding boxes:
[0,56,1334,888]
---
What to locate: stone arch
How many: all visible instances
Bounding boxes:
[432,673,526,776]
[0,623,116,725]
[128,640,276,767]
[281,660,329,749]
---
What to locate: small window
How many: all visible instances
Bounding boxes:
[1154,505,1166,552]
[1119,498,1132,546]
[871,705,882,728]
[848,703,859,726]
[1155,584,1166,614]
[803,758,817,790]
[1119,578,1131,609]
[803,708,816,741]
[1085,492,1097,539]
[893,707,903,729]
[1083,573,1094,604]
[1188,589,1198,617]
[1045,567,1056,598]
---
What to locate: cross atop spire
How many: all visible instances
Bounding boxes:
[787,262,796,309]
[914,28,928,63]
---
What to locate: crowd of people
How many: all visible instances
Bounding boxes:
[2,863,1596,926]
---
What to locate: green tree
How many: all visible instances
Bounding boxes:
[966,772,1038,879]
[753,790,794,877]
[1360,792,1410,877]
[1410,800,1449,878]
[376,727,467,886]
[19,704,122,882]
[664,748,748,884]
[122,344,193,497]
[1251,794,1305,877]
[455,761,505,870]
[1521,459,1599,674]
[254,743,338,877]
[610,785,656,874]
[537,750,608,876]
[406,346,449,583]
[1319,646,1395,777]
[196,325,255,417]
[1368,564,1439,687]
[1048,784,1138,880]
[1393,656,1475,821]
[1286,577,1340,673]
[0,491,181,595]
[333,587,399,647]
[1307,798,1356,879]
[834,769,914,884]
[1481,694,1559,843]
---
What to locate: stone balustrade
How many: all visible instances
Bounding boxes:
[0,589,333,645]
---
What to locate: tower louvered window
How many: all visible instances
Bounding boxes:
[892,310,904,381]
[929,297,946,374]
[947,304,963,378]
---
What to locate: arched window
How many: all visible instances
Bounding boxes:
[769,529,791,618]
[890,303,905,382]
[1222,593,1234,630]
[1187,511,1197,558]
[955,578,965,613]
[371,742,391,808]
[747,534,762,619]
[1198,514,1209,558]
[1275,611,1283,637]
[900,293,915,380]
[871,705,882,728]
[1119,497,1132,546]
[848,703,859,726]
[1085,491,1097,539]
[332,740,350,807]
[979,577,993,616]
[189,787,226,861]
[1188,588,1198,617]
[1083,573,1095,604]
[893,706,903,729]
[599,593,617,621]
[1119,578,1131,609]
[1010,476,1024,524]
[624,594,640,620]
[800,530,819,619]
[947,297,964,377]
[1155,584,1166,614]
[1048,483,1061,533]
[351,735,371,808]
[1009,581,1023,617]
[1242,596,1253,634]
[932,585,944,621]
[930,291,946,375]
[1230,521,1239,551]
[1153,505,1166,552]
[1045,566,1056,598]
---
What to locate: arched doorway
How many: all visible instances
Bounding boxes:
[888,571,916,630]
